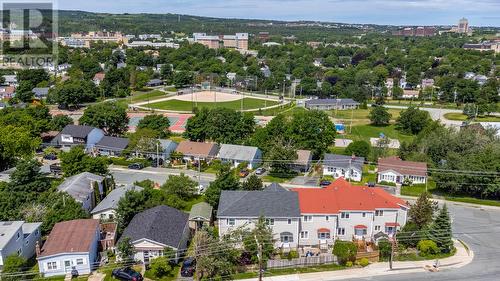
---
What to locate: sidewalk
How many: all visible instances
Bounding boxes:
[238,239,473,281]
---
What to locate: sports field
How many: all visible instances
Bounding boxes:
[147,97,279,111]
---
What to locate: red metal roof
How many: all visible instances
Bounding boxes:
[293,178,407,214]
[317,228,330,233]
[385,222,400,227]
[354,225,367,229]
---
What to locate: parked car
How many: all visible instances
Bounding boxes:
[181,258,196,277]
[366,182,376,187]
[43,153,57,160]
[112,267,143,281]
[128,163,144,170]
[239,169,249,178]
[255,167,266,175]
[319,180,331,187]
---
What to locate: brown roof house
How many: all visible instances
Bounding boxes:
[175,141,219,162]
[290,150,313,173]
[92,72,106,86]
[377,156,427,185]
[37,219,100,277]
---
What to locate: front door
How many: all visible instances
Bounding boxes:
[144,251,150,264]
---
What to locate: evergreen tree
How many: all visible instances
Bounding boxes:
[428,204,453,253]
[408,192,438,230]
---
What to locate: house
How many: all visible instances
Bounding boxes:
[217,144,262,169]
[0,221,42,267]
[92,72,105,86]
[377,156,427,185]
[91,185,143,221]
[0,86,15,99]
[118,205,190,264]
[292,178,408,249]
[217,183,301,249]
[141,139,178,165]
[146,79,164,87]
[51,125,104,151]
[323,154,364,182]
[421,78,434,88]
[0,102,6,110]
[37,219,100,277]
[94,136,129,156]
[189,202,213,231]
[57,172,105,213]
[175,141,219,162]
[402,89,419,99]
[305,98,359,111]
[290,150,313,173]
[2,75,17,86]
[32,87,50,99]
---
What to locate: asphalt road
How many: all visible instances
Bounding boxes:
[347,202,500,281]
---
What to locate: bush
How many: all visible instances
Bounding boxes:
[346,261,353,267]
[358,258,369,267]
[333,240,357,265]
[417,240,439,256]
[149,256,173,278]
[280,250,299,260]
[378,239,392,259]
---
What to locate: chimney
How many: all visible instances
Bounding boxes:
[35,241,41,257]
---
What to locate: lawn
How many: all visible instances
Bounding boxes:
[257,102,296,116]
[444,112,500,122]
[329,108,402,126]
[144,264,180,281]
[147,98,279,111]
[130,90,167,103]
[262,174,292,183]
[346,124,414,144]
[233,263,346,279]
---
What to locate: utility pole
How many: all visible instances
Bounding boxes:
[349,106,354,134]
[156,140,160,167]
[389,212,399,270]
[255,234,263,281]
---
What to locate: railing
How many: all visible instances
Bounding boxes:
[267,254,337,269]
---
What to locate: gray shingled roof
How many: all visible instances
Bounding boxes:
[91,185,143,214]
[60,125,98,139]
[323,154,365,171]
[32,87,49,97]
[218,144,260,162]
[119,205,188,249]
[96,136,130,150]
[189,202,213,221]
[305,98,359,106]
[57,172,104,203]
[217,185,300,217]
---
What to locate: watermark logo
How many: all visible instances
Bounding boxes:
[0,1,57,68]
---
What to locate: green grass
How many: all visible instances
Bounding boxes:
[329,108,402,126]
[233,263,346,279]
[257,102,296,116]
[147,98,279,111]
[441,196,500,207]
[444,112,500,122]
[395,247,456,261]
[262,175,291,183]
[144,264,180,281]
[401,181,437,197]
[347,124,414,144]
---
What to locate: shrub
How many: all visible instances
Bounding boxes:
[417,240,439,256]
[280,250,299,260]
[333,240,357,265]
[149,256,173,278]
[378,239,392,259]
[358,258,369,267]
[346,261,353,267]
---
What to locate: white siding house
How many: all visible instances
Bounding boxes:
[377,156,427,185]
[323,154,364,182]
[0,221,42,267]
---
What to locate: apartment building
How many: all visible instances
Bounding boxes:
[59,31,128,48]
[193,33,249,50]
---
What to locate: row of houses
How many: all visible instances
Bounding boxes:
[322,154,427,185]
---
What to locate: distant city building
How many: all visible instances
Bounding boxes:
[193,33,248,50]
[463,42,500,53]
[138,34,162,40]
[126,41,179,49]
[258,32,270,41]
[392,26,435,37]
[58,31,128,48]
[445,18,473,35]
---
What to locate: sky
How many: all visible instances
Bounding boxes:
[58,0,500,27]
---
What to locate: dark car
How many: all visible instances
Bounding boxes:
[366,182,376,187]
[128,163,144,170]
[112,267,143,281]
[43,153,57,160]
[319,180,332,187]
[255,167,266,175]
[181,257,196,277]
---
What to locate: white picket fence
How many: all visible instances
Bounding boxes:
[267,254,337,269]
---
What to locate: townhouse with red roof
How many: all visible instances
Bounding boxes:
[377,156,427,185]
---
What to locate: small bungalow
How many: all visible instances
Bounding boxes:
[377,156,427,185]
[95,136,129,156]
[91,185,143,221]
[37,219,100,277]
[146,79,164,87]
[92,72,105,86]
[323,154,364,182]
[305,98,359,111]
[32,87,50,99]
[118,205,190,264]
[217,144,262,169]
[290,149,313,173]
[57,172,105,213]
[175,141,219,163]
[189,202,213,231]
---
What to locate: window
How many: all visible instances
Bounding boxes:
[362,213,366,218]
[337,228,345,235]
[280,232,294,243]
[227,218,235,226]
[17,248,22,255]
[47,262,57,270]
[303,216,312,222]
[25,240,29,246]
[64,260,71,268]
[375,210,384,216]
[287,219,292,225]
[100,214,106,219]
[318,232,331,239]
[300,231,309,239]
[109,214,114,220]
[35,229,39,236]
[76,258,84,265]
[355,228,367,236]
[16,232,20,240]
[266,218,275,226]
[341,212,349,219]
[325,216,329,221]
[375,225,381,231]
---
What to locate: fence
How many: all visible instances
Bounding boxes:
[267,254,337,269]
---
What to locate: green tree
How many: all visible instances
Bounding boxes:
[242,216,275,263]
[161,173,198,200]
[267,140,297,178]
[345,140,371,158]
[127,128,160,154]
[149,256,173,278]
[79,102,129,136]
[48,80,98,106]
[60,146,108,176]
[0,125,41,170]
[38,191,89,234]
[396,106,431,135]
[332,240,357,265]
[242,174,263,191]
[205,164,240,207]
[368,106,392,126]
[137,114,171,138]
[1,255,27,281]
[417,240,439,256]
[408,192,438,230]
[117,237,135,261]
[428,204,453,253]
[50,114,74,131]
